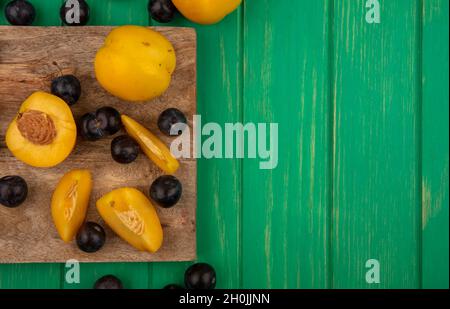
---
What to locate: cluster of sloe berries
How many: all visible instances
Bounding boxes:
[4,0,178,26]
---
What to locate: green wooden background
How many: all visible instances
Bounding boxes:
[0,0,448,289]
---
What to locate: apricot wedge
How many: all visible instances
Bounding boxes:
[96,187,163,253]
[6,91,77,168]
[51,169,92,242]
[121,114,179,174]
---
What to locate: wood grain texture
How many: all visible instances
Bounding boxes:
[422,0,449,289]
[332,0,421,288]
[0,26,197,263]
[242,0,331,288]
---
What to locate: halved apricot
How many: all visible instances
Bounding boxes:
[6,91,77,168]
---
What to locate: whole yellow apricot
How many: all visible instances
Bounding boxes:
[94,25,176,102]
[173,0,242,25]
[6,91,77,168]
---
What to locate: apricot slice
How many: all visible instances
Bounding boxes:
[96,187,163,253]
[121,114,179,174]
[51,169,92,242]
[6,91,77,168]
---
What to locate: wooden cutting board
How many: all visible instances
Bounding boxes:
[0,26,196,263]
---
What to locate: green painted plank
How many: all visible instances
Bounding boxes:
[332,0,421,288]
[242,0,331,288]
[0,263,61,289]
[150,262,190,289]
[191,11,243,289]
[0,0,62,289]
[0,0,61,26]
[422,0,449,289]
[63,263,149,289]
[151,7,243,289]
[62,0,151,289]
[0,1,7,24]
[89,0,149,26]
